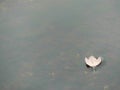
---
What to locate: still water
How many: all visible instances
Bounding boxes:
[0,0,120,90]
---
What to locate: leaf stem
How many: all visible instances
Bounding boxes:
[93,67,96,72]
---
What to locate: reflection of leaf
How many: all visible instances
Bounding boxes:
[104,85,109,90]
[85,56,102,67]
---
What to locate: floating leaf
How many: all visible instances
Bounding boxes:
[85,56,102,71]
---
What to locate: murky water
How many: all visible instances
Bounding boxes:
[0,0,120,90]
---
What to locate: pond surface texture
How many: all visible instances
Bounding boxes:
[0,0,120,90]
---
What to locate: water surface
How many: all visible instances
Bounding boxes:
[0,0,120,90]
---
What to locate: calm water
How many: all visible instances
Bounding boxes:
[0,0,120,90]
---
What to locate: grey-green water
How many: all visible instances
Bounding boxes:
[0,0,120,90]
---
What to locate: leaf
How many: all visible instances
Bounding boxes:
[85,56,102,67]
